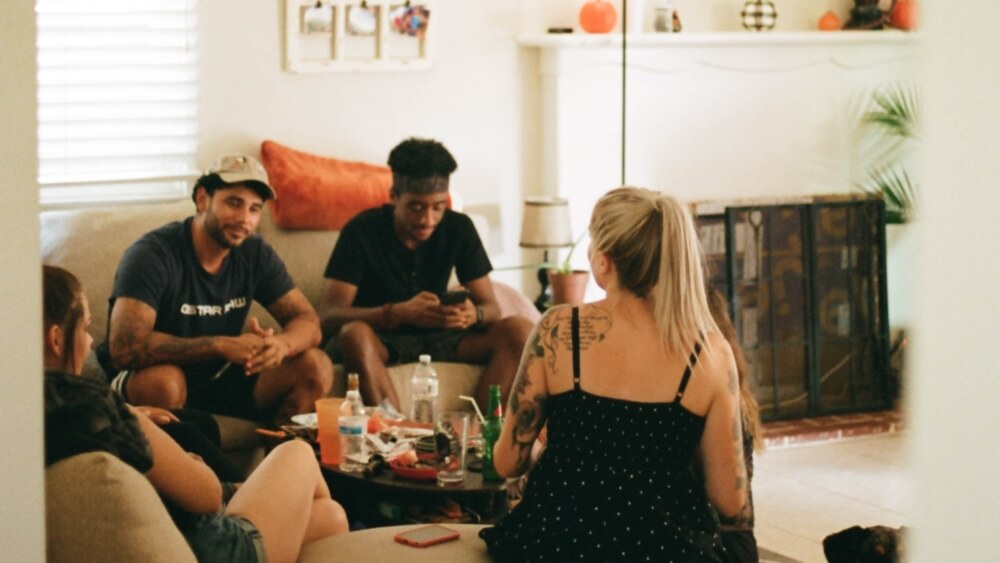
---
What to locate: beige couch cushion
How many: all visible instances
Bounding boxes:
[298,524,491,563]
[46,451,197,563]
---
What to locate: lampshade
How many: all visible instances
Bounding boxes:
[520,197,573,249]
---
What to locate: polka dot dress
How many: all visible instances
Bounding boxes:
[480,308,723,562]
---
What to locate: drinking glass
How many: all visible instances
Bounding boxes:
[435,411,470,486]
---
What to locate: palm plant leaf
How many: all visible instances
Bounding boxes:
[859,165,917,224]
[853,83,920,223]
[864,84,919,140]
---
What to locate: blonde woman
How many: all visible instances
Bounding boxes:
[481,188,747,562]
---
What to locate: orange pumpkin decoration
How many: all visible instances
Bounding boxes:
[579,0,617,34]
[817,10,842,31]
[890,0,919,30]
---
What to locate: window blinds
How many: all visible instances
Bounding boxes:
[36,0,199,206]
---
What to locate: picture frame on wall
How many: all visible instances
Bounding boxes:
[285,0,433,72]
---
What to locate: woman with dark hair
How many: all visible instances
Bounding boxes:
[42,265,348,563]
[480,187,747,562]
[42,264,243,483]
[707,286,763,562]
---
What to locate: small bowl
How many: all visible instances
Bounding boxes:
[389,459,438,481]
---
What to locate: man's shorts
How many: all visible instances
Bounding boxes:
[110,360,267,422]
[327,328,476,366]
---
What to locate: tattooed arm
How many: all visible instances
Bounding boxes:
[493,308,564,477]
[109,297,264,371]
[698,333,748,518]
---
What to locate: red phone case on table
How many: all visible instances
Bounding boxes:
[393,524,460,548]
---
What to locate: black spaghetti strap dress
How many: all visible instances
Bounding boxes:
[480,307,723,562]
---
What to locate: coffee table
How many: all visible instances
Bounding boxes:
[321,461,509,528]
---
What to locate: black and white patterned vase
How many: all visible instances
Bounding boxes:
[741,0,778,31]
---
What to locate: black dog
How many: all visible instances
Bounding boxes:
[823,525,906,563]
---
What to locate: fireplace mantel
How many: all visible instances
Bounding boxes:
[518,31,919,49]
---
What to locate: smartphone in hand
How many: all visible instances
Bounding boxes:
[394,524,460,548]
[440,289,470,305]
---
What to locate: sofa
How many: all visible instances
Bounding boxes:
[39,198,539,562]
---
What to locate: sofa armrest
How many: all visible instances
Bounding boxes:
[46,452,197,563]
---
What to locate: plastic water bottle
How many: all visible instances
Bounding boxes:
[482,384,504,482]
[409,354,438,423]
[338,373,367,472]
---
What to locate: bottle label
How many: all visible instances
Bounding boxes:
[339,419,365,435]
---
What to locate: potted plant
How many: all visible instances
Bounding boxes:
[856,83,919,224]
[546,232,589,307]
[504,231,589,310]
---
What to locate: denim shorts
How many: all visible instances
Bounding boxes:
[182,512,267,563]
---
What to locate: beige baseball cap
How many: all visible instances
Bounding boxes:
[202,154,276,200]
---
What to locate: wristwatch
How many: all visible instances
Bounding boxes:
[475,305,485,326]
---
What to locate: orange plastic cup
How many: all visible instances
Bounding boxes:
[315,398,345,465]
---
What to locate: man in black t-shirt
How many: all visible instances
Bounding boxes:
[319,138,532,412]
[100,154,333,424]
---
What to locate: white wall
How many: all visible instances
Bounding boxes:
[0,2,44,560]
[911,1,1000,560]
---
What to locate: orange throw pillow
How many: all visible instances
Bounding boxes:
[260,140,392,231]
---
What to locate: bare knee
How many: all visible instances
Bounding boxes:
[496,315,534,352]
[293,348,333,396]
[336,322,384,362]
[127,365,187,408]
[272,438,316,463]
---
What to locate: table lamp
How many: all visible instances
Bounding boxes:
[520,197,573,312]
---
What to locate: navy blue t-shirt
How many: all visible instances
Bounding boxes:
[97,217,295,375]
[324,205,492,309]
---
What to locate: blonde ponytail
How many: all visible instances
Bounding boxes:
[590,187,717,356]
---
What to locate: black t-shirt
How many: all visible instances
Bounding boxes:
[97,218,295,374]
[324,205,492,308]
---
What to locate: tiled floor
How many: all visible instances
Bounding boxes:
[753,413,908,562]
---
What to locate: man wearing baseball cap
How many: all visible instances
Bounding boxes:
[97,154,333,426]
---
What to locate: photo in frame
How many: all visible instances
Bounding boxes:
[301,3,334,34]
[347,4,378,36]
[390,4,430,37]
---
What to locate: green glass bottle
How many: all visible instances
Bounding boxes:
[482,384,504,482]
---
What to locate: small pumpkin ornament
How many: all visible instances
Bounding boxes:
[890,0,919,30]
[818,10,842,31]
[579,0,617,34]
